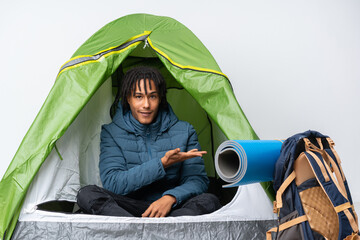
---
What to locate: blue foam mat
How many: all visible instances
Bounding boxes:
[215,140,283,187]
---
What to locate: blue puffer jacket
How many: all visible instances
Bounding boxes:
[99,103,209,206]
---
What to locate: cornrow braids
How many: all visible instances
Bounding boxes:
[120,66,168,110]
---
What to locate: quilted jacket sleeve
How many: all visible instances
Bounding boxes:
[99,125,166,195]
[162,124,209,206]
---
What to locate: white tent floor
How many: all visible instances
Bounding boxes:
[13,184,277,239]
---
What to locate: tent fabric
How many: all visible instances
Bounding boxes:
[13,184,276,240]
[0,13,266,239]
[13,220,276,240]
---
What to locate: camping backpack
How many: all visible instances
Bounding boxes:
[267,130,359,240]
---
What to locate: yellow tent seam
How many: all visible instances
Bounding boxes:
[146,37,228,79]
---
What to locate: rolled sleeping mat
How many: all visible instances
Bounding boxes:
[215,140,283,187]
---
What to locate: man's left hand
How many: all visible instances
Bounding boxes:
[142,195,176,218]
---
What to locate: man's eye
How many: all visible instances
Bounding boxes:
[150,95,158,99]
[135,96,142,99]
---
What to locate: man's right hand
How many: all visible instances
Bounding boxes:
[161,148,207,168]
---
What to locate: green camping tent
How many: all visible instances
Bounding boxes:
[0,13,271,239]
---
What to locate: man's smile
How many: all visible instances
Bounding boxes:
[140,111,152,116]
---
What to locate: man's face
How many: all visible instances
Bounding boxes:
[127,79,160,125]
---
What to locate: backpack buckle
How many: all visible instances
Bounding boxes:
[327,138,335,147]
[273,201,278,213]
[303,138,311,149]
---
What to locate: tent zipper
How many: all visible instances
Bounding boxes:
[58,33,149,76]
[143,38,149,49]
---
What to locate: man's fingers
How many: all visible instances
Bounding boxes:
[142,207,150,217]
[188,149,198,153]
[163,148,206,167]
[142,204,162,218]
[198,151,207,156]
[142,207,156,218]
[188,149,207,154]
[149,209,157,218]
[170,150,207,162]
[185,150,207,158]
[166,148,180,157]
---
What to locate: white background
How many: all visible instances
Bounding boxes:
[1,1,359,207]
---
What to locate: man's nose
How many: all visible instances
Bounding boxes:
[143,97,150,108]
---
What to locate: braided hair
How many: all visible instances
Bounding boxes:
[120,66,168,110]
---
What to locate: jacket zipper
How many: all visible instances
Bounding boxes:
[145,129,152,160]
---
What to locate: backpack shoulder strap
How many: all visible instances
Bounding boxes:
[274,171,296,211]
[303,138,359,234]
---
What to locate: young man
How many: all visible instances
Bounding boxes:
[77,66,221,217]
